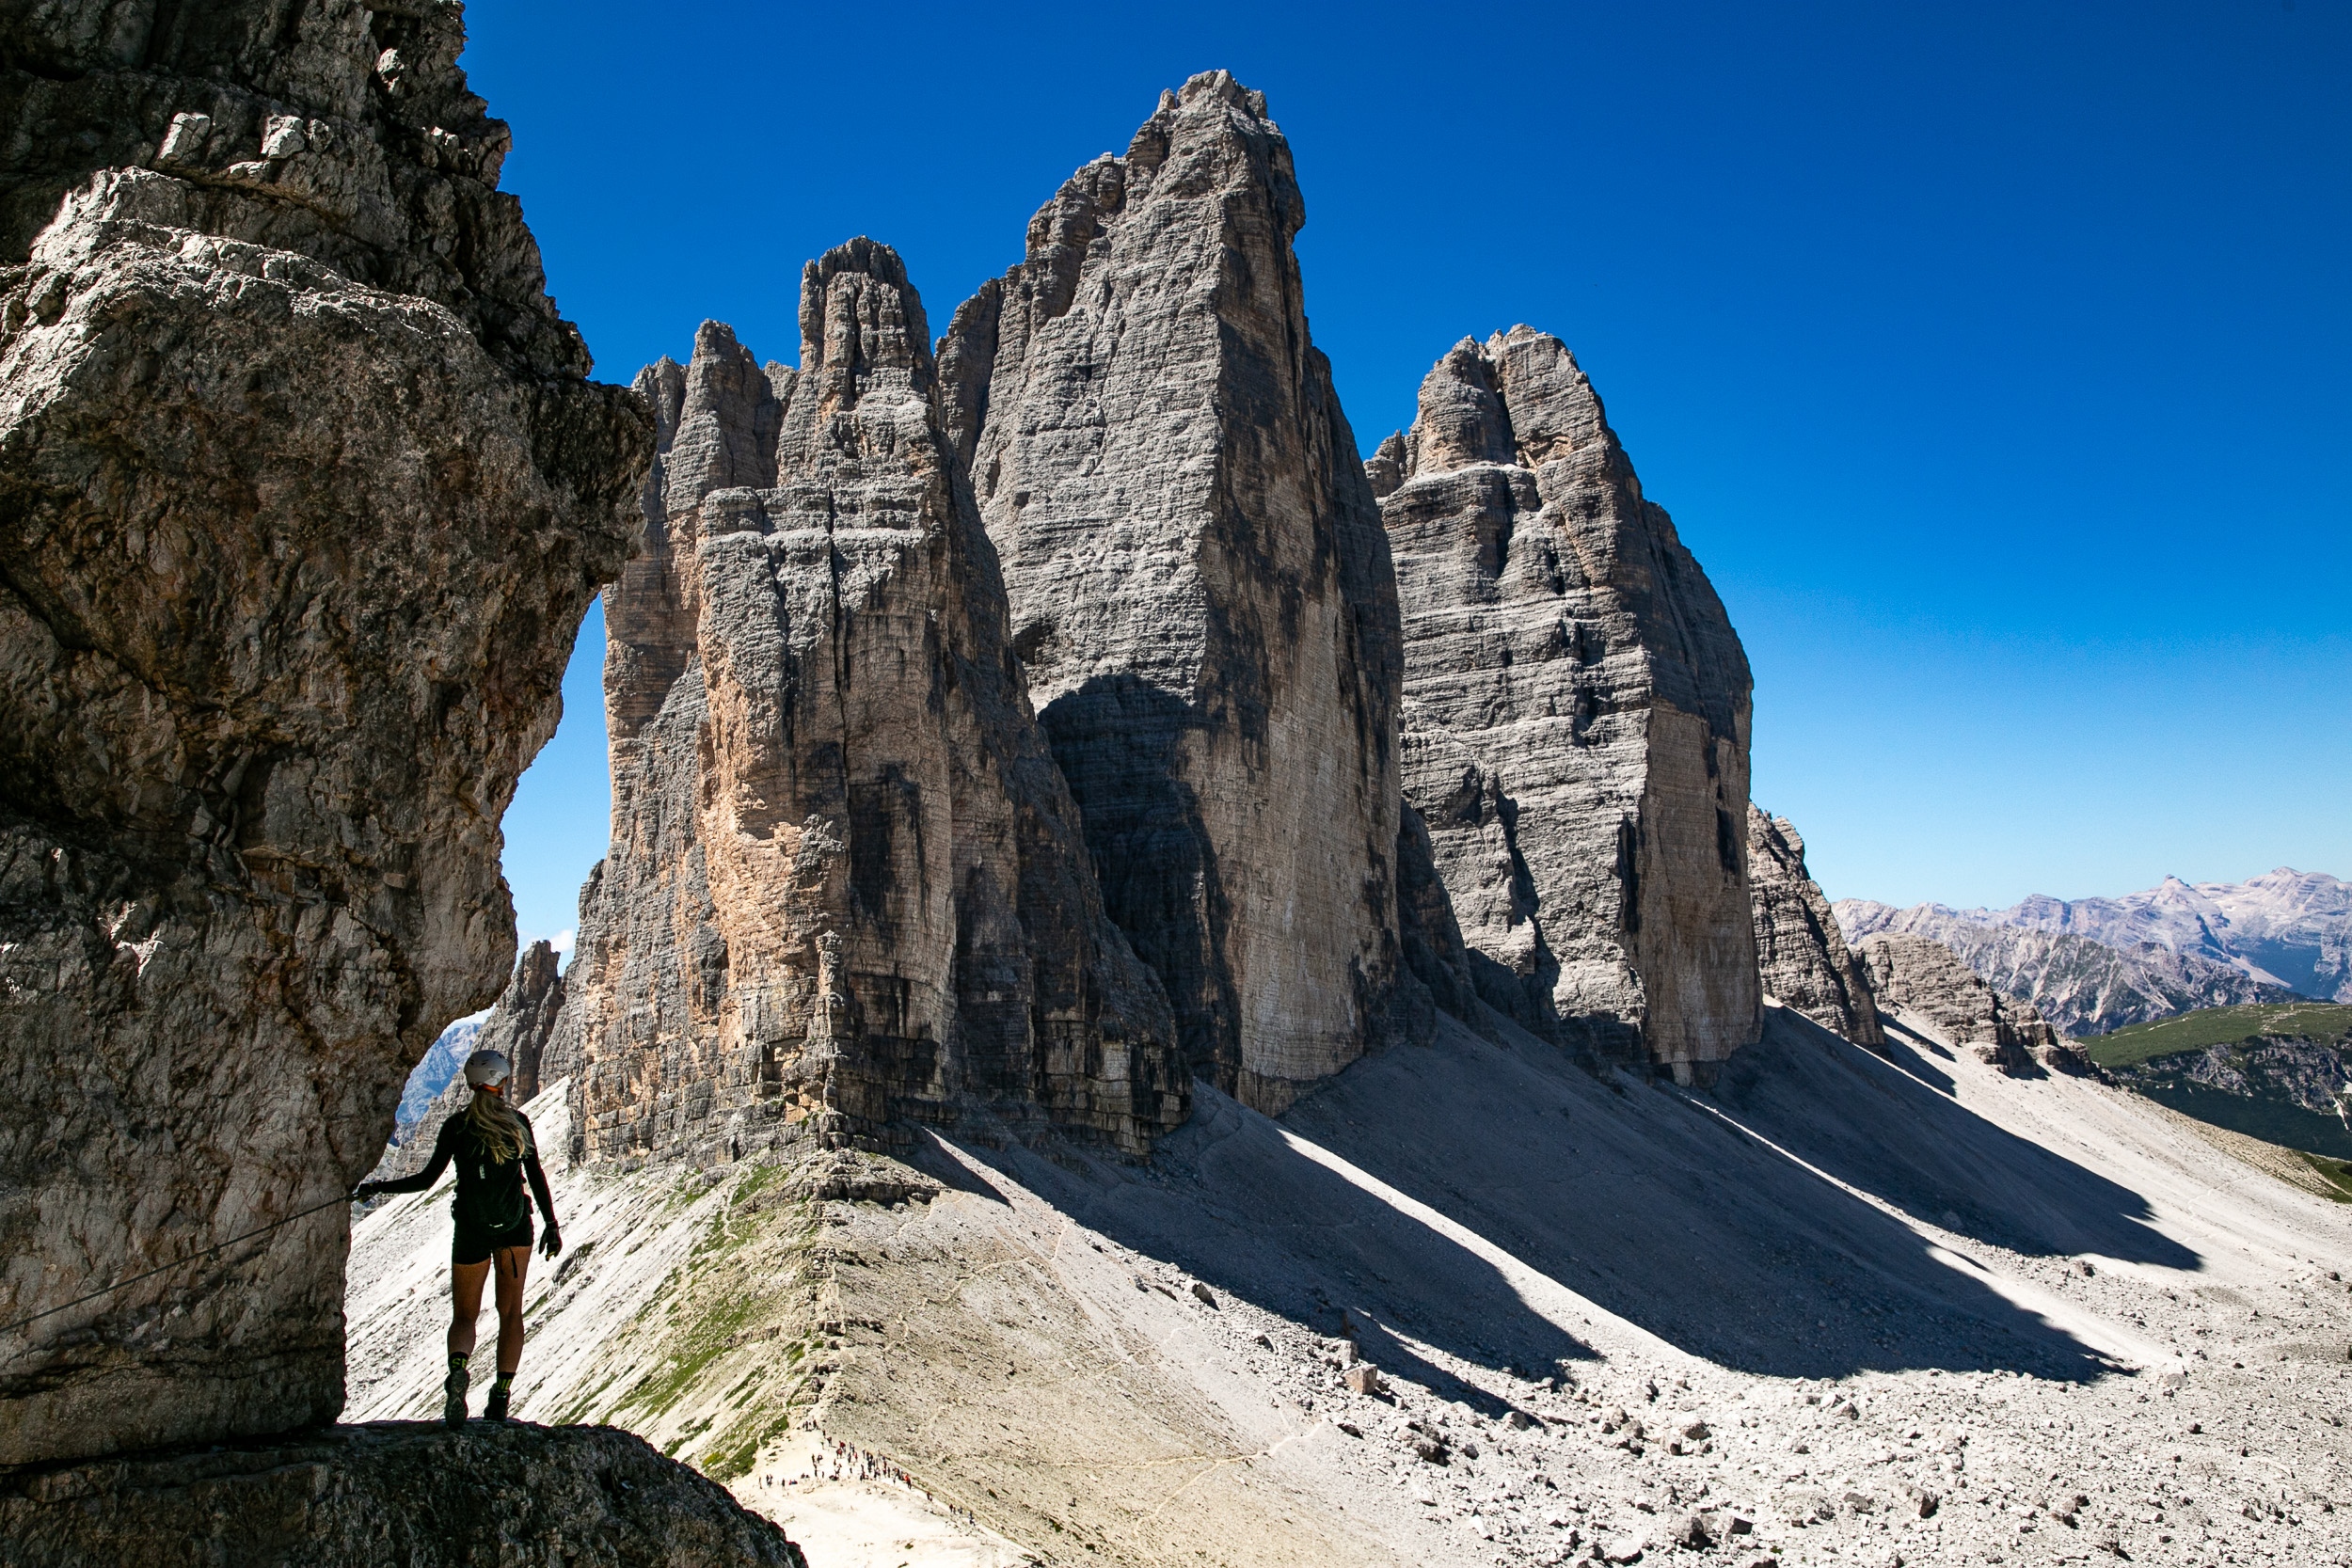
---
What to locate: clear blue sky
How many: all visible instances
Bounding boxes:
[478,0,2350,957]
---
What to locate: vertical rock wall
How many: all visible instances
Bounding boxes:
[936,71,1406,1114]
[1373,328,1758,1080]
[1746,805,1884,1049]
[0,2,648,1463]
[562,242,1188,1164]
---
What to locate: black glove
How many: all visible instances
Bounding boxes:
[350,1182,381,1202]
[538,1227,563,1259]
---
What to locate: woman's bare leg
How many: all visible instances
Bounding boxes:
[492,1244,531,1375]
[449,1259,491,1360]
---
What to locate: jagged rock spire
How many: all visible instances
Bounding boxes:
[564,240,1187,1163]
[1377,326,1760,1081]
[938,72,1408,1113]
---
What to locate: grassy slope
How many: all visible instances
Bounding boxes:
[2081,1002,2352,1068]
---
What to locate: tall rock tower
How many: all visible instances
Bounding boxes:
[1371,328,1759,1081]
[938,71,1406,1113]
[561,243,1188,1164]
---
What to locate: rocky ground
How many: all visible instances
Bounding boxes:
[349,1005,2352,1568]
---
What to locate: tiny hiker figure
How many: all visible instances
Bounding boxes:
[354,1049,561,1425]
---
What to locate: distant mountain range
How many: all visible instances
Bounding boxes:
[392,1016,481,1132]
[1836,868,2349,1038]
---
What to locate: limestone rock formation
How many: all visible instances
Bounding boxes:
[1374,327,1758,1079]
[0,1421,806,1568]
[1856,934,2062,1076]
[936,71,1406,1113]
[1747,806,1884,1049]
[0,1,648,1464]
[563,242,1188,1165]
[480,938,566,1105]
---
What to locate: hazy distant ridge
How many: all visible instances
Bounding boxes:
[1835,867,2346,1037]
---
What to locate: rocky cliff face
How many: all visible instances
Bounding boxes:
[1372,328,1758,1080]
[563,243,1187,1165]
[480,938,566,1105]
[935,71,1406,1114]
[0,2,648,1464]
[1836,899,2296,1038]
[1855,934,2070,1076]
[0,1421,806,1568]
[1747,807,1883,1049]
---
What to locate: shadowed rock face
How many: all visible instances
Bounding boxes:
[0,1,648,1465]
[1372,328,1758,1080]
[563,242,1188,1165]
[1748,806,1884,1050]
[0,1421,807,1568]
[936,71,1406,1114]
[1858,933,2060,1076]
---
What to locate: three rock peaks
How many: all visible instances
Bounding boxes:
[548,69,1818,1163]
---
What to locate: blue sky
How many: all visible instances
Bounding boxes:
[478,0,2350,957]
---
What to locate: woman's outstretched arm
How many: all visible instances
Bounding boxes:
[356,1116,455,1197]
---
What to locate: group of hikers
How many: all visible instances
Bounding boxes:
[352,1049,562,1425]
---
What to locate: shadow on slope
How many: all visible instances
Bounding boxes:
[1713,1009,2200,1270]
[945,1007,2201,1386]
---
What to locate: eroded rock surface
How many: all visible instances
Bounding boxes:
[1748,806,1883,1049]
[483,938,567,1105]
[1374,327,1757,1079]
[0,1421,806,1568]
[564,243,1187,1165]
[936,71,1406,1113]
[0,0,647,1464]
[1857,933,2061,1076]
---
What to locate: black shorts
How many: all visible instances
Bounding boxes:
[453,1218,532,1266]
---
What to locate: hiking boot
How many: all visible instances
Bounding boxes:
[485,1382,510,1422]
[442,1363,469,1428]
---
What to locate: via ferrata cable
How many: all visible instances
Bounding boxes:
[0,1194,354,1344]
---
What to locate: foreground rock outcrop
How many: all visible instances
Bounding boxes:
[936,71,1406,1113]
[0,1,647,1463]
[1372,327,1758,1078]
[1856,934,2071,1075]
[563,243,1187,1164]
[0,1421,806,1568]
[1747,806,1884,1048]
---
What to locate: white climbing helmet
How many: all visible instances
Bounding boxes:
[463,1050,512,1088]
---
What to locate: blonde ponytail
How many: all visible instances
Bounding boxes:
[463,1085,526,1163]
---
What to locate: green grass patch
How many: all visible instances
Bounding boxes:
[2082,1003,2352,1068]
[2296,1152,2352,1203]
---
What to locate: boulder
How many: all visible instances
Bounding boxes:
[562,242,1188,1164]
[1374,328,1758,1080]
[936,71,1407,1113]
[0,1421,805,1568]
[1748,805,1886,1048]
[0,0,647,1464]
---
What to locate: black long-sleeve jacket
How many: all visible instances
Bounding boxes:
[373,1103,557,1235]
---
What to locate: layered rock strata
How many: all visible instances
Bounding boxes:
[1856,934,2065,1076]
[0,1,647,1463]
[936,71,1406,1113]
[0,1422,806,1568]
[563,243,1187,1164]
[1747,806,1884,1049]
[480,938,566,1105]
[1372,328,1758,1079]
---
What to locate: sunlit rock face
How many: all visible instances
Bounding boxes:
[0,0,649,1464]
[1748,805,1885,1050]
[936,72,1409,1115]
[1372,327,1759,1081]
[562,242,1188,1167]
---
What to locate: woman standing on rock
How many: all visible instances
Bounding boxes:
[354,1049,562,1425]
